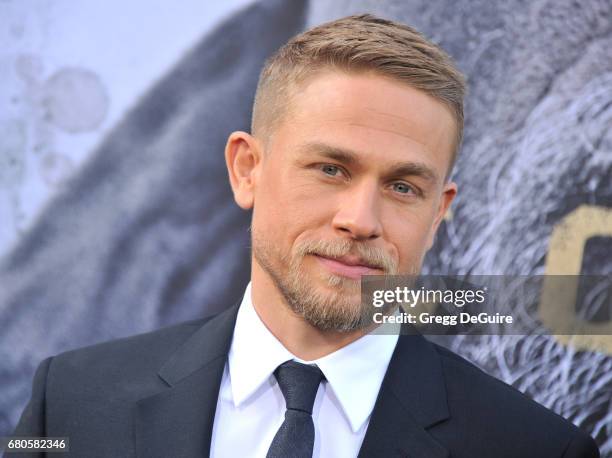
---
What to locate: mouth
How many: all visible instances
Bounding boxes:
[313,254,382,280]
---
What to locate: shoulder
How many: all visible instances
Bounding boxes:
[45,315,215,402]
[16,309,236,446]
[430,342,599,457]
[432,342,557,420]
[54,316,211,367]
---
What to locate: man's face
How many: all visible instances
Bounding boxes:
[246,71,457,332]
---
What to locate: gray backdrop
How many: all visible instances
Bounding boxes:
[1,0,610,453]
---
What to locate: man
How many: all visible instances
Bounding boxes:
[12,14,599,458]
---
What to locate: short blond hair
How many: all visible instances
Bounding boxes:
[251,14,466,167]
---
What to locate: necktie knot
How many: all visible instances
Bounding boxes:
[274,360,324,415]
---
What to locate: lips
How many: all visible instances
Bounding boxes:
[314,254,381,280]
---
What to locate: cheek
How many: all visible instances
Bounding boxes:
[252,174,322,247]
[384,211,435,266]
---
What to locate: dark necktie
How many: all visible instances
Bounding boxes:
[266,360,325,458]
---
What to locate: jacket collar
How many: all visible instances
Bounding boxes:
[133,302,240,458]
[357,324,450,458]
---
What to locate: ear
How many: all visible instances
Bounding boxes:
[425,181,457,250]
[224,131,263,210]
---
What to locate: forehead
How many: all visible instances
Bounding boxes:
[275,71,456,172]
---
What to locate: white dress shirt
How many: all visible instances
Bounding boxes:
[210,282,400,458]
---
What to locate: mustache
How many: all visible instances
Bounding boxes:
[293,239,397,273]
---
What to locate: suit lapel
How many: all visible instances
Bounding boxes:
[133,303,240,458]
[358,328,450,458]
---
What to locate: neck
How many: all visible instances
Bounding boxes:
[250,261,375,361]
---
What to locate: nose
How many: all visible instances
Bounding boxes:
[332,179,382,241]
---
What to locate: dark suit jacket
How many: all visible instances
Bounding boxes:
[12,303,600,458]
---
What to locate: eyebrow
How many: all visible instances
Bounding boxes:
[298,141,440,184]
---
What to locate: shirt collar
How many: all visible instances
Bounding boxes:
[228,282,400,433]
[228,282,295,408]
[308,324,399,432]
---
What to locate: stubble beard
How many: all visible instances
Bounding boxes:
[252,231,412,333]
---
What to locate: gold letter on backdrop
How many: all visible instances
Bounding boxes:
[541,205,612,354]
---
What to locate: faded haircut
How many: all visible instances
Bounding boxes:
[251,14,466,169]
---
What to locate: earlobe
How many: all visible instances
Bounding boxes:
[224,131,262,210]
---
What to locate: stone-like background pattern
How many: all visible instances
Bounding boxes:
[0,0,610,452]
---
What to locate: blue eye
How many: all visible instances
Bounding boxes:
[392,182,414,194]
[320,164,341,176]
